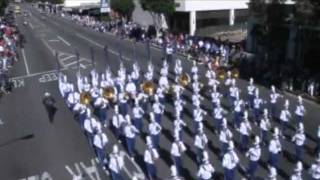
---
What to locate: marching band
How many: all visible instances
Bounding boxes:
[58,55,318,180]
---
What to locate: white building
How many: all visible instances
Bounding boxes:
[174,0,249,35]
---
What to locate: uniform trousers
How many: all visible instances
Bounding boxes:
[224,168,235,180]
[247,160,258,177]
[172,155,182,175]
[133,117,143,132]
[155,113,162,124]
[233,112,241,129]
[151,134,160,149]
[295,145,303,161]
[126,137,136,157]
[110,170,122,180]
[269,152,279,168]
[119,102,128,116]
[145,162,157,179]
[95,147,106,167]
[253,108,260,124]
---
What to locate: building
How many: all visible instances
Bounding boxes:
[173,0,249,35]
[63,0,100,12]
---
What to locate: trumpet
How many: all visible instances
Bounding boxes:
[80,91,92,105]
[217,68,226,80]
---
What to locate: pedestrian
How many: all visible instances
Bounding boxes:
[42,92,57,123]
[124,118,139,159]
[171,133,187,175]
[148,113,162,149]
[294,96,306,126]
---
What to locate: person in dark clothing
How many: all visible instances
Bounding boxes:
[42,92,57,123]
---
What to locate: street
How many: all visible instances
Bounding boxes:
[1,3,320,180]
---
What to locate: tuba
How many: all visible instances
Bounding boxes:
[80,91,92,105]
[231,68,240,79]
[178,73,190,87]
[103,86,116,102]
[217,68,226,80]
[141,81,155,96]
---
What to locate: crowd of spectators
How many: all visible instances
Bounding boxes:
[0,14,20,95]
[61,13,319,100]
[65,14,246,67]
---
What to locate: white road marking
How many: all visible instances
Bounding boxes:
[60,55,74,62]
[21,49,30,75]
[11,78,25,88]
[76,33,130,61]
[11,68,68,80]
[57,36,71,46]
[120,150,145,179]
[80,63,86,69]
[0,118,4,125]
[29,22,34,29]
[48,39,60,42]
[41,39,55,56]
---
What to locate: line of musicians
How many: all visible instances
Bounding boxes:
[58,58,320,180]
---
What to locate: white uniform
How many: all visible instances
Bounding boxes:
[292,132,306,146]
[124,124,139,138]
[310,163,320,179]
[240,120,252,136]
[171,140,186,157]
[194,133,208,149]
[109,152,124,174]
[269,138,282,154]
[144,147,159,164]
[219,128,233,143]
[295,105,305,117]
[93,132,108,149]
[222,151,239,170]
[246,146,261,162]
[149,122,162,136]
[280,108,291,122]
[112,113,124,129]
[197,162,215,179]
[84,117,101,134]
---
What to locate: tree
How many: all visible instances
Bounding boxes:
[111,0,135,20]
[140,0,175,31]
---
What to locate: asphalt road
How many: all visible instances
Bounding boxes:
[1,3,320,180]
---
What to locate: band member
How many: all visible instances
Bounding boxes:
[219,118,233,156]
[112,105,124,141]
[194,125,208,165]
[269,85,282,117]
[211,85,222,108]
[148,113,162,149]
[260,109,271,145]
[222,141,239,180]
[171,133,187,175]
[290,161,303,180]
[239,111,252,152]
[109,145,124,180]
[144,136,159,180]
[174,115,187,141]
[246,136,261,179]
[267,165,277,180]
[253,89,264,124]
[93,128,108,168]
[213,100,225,133]
[279,99,291,136]
[84,110,101,147]
[197,151,215,180]
[193,106,206,133]
[124,118,140,158]
[309,154,320,180]
[153,96,164,124]
[268,127,282,169]
[132,100,144,132]
[247,78,256,108]
[233,91,244,129]
[292,123,306,161]
[94,92,109,127]
[295,96,306,126]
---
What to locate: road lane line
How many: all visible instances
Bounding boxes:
[21,49,30,75]
[57,35,71,46]
[41,39,55,55]
[76,33,130,61]
[60,55,74,62]
[10,68,68,80]
[48,39,59,42]
[29,22,34,29]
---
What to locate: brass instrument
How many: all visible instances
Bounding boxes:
[232,68,240,79]
[178,73,190,87]
[80,91,92,105]
[103,86,116,102]
[141,81,155,96]
[217,68,226,80]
